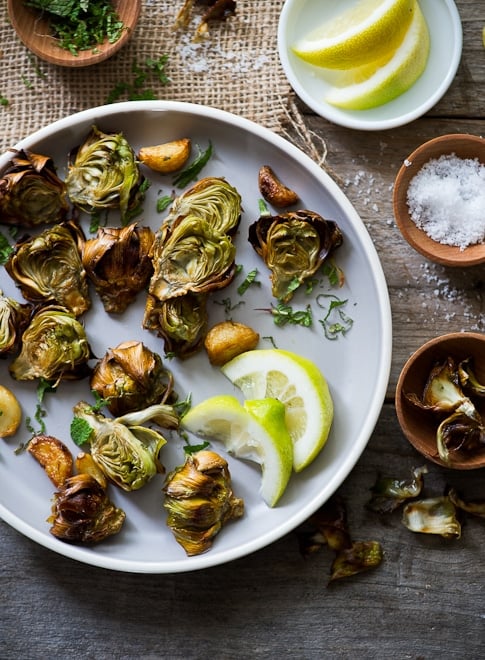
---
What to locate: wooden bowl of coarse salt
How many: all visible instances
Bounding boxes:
[393,134,485,267]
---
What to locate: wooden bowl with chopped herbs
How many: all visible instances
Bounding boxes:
[393,133,485,267]
[396,332,485,470]
[8,0,141,67]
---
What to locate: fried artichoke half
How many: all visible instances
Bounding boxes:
[143,293,208,358]
[147,215,237,303]
[90,340,177,417]
[5,221,90,317]
[9,305,93,383]
[65,125,146,224]
[248,210,343,302]
[166,177,242,236]
[72,402,179,491]
[49,473,126,544]
[164,449,244,556]
[82,224,154,313]
[0,289,32,356]
[0,149,69,228]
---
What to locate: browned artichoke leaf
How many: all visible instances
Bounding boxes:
[366,465,428,514]
[0,289,32,356]
[90,340,176,417]
[83,224,154,313]
[166,177,242,236]
[329,540,383,583]
[436,410,485,465]
[65,125,146,224]
[248,210,343,302]
[5,221,90,317]
[0,149,69,228]
[49,473,125,544]
[402,496,461,539]
[164,449,244,556]
[148,216,236,303]
[9,305,93,383]
[143,293,208,359]
[296,495,351,557]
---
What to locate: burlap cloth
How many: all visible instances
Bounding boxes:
[0,1,324,160]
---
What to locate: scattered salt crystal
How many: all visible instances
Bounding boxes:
[406,153,485,250]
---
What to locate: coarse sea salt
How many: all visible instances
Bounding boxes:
[406,153,485,250]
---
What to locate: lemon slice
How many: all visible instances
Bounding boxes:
[324,3,429,110]
[292,0,416,69]
[221,349,333,472]
[181,395,293,507]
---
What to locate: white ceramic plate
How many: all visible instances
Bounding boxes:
[0,101,392,573]
[278,0,463,131]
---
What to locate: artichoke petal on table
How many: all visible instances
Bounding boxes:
[164,449,244,556]
[9,305,93,383]
[82,224,155,313]
[90,340,177,417]
[248,210,343,302]
[5,220,90,317]
[0,149,69,228]
[65,125,146,224]
[147,215,236,303]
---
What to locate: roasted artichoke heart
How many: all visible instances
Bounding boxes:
[72,402,178,491]
[82,224,154,313]
[147,216,236,303]
[164,450,244,556]
[5,221,90,317]
[167,177,242,235]
[0,149,68,228]
[65,125,146,224]
[248,210,343,302]
[9,305,93,383]
[0,289,32,356]
[49,473,126,544]
[90,340,176,417]
[143,293,208,359]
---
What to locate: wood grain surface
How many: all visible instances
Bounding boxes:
[2,2,485,659]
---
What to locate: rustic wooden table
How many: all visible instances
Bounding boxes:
[2,2,485,658]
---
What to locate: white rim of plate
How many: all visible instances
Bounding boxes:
[0,101,392,573]
[277,0,463,131]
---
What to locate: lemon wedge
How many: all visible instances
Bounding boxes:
[181,395,293,507]
[324,3,429,110]
[292,0,415,69]
[221,349,333,472]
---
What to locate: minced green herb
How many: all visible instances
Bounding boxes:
[25,0,125,55]
[0,232,13,265]
[237,268,260,295]
[70,416,93,446]
[317,294,353,340]
[173,142,213,188]
[0,96,9,107]
[157,195,173,213]
[106,56,171,104]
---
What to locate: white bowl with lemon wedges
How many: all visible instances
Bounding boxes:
[278,0,463,130]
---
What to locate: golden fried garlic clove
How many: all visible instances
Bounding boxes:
[204,320,260,366]
[0,385,22,438]
[138,139,191,174]
[27,434,74,487]
[258,165,299,208]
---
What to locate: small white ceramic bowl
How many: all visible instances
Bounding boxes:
[278,0,463,131]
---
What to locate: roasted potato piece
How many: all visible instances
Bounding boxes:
[0,385,22,438]
[258,165,299,208]
[138,139,191,174]
[75,451,108,489]
[204,321,259,366]
[27,434,74,487]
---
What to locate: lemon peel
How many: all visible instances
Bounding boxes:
[181,395,293,507]
[292,0,415,69]
[221,349,334,472]
[324,3,429,110]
